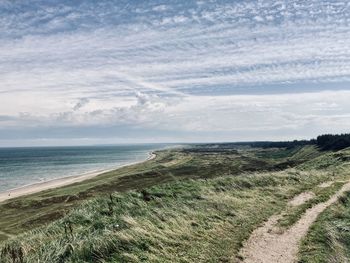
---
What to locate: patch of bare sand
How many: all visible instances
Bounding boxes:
[318,181,333,188]
[288,192,315,206]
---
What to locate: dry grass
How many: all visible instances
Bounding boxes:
[1,167,344,262]
[299,191,350,262]
[2,145,349,262]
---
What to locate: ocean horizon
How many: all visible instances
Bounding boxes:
[0,144,169,193]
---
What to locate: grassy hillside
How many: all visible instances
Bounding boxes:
[298,149,350,262]
[0,145,316,242]
[1,145,349,262]
[0,169,342,262]
[298,191,350,263]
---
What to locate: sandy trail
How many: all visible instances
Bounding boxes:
[288,191,315,206]
[0,152,156,203]
[319,181,333,188]
[240,181,350,263]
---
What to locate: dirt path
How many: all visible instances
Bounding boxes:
[319,181,333,188]
[288,191,315,206]
[239,181,350,263]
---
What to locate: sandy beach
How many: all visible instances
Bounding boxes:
[0,152,156,203]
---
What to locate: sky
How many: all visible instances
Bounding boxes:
[0,0,350,146]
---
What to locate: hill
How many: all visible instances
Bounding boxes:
[1,143,350,262]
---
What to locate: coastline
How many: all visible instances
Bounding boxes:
[0,151,156,203]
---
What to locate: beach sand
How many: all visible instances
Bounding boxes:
[0,152,156,203]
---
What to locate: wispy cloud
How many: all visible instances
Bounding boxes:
[0,0,350,145]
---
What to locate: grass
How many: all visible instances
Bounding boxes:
[0,145,313,242]
[0,169,338,262]
[275,148,350,230]
[1,144,349,262]
[276,181,346,229]
[299,191,350,262]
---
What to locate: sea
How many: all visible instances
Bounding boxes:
[0,144,168,193]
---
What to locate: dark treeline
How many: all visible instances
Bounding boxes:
[199,133,350,151]
[195,140,314,150]
[316,134,350,151]
[248,140,315,149]
[248,134,350,151]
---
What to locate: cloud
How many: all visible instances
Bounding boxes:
[0,0,350,145]
[73,98,89,111]
[152,5,168,12]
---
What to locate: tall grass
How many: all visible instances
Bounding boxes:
[0,168,339,262]
[299,191,350,262]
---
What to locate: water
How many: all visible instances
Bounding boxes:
[0,144,167,192]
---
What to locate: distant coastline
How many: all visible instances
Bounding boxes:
[0,151,156,203]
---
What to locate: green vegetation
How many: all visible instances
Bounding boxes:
[299,191,350,262]
[316,133,350,151]
[277,181,345,229]
[226,133,350,151]
[0,146,313,242]
[274,147,350,230]
[1,143,350,262]
[0,169,340,262]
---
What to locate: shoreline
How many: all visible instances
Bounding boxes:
[0,151,156,203]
